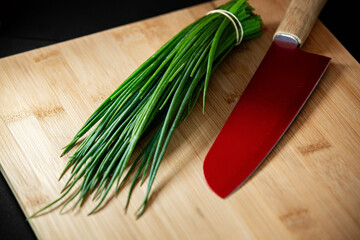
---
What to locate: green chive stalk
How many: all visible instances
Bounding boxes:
[30,0,263,218]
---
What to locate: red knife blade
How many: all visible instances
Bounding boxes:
[203,0,331,198]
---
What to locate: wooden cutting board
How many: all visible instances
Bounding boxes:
[1,0,359,239]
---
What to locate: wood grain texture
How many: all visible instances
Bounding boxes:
[1,0,360,239]
[274,0,327,46]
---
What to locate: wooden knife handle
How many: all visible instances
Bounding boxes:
[274,0,327,46]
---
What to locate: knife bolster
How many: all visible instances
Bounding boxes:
[274,33,299,46]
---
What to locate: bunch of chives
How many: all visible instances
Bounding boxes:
[31,0,262,218]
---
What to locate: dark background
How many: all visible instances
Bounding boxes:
[0,0,358,239]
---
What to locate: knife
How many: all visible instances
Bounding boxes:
[203,0,331,198]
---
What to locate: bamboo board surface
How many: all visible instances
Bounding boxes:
[1,0,360,239]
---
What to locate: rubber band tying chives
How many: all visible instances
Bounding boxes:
[206,9,244,46]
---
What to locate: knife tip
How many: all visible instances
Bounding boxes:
[203,163,231,199]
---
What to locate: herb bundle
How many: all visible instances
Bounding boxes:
[31,0,262,218]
